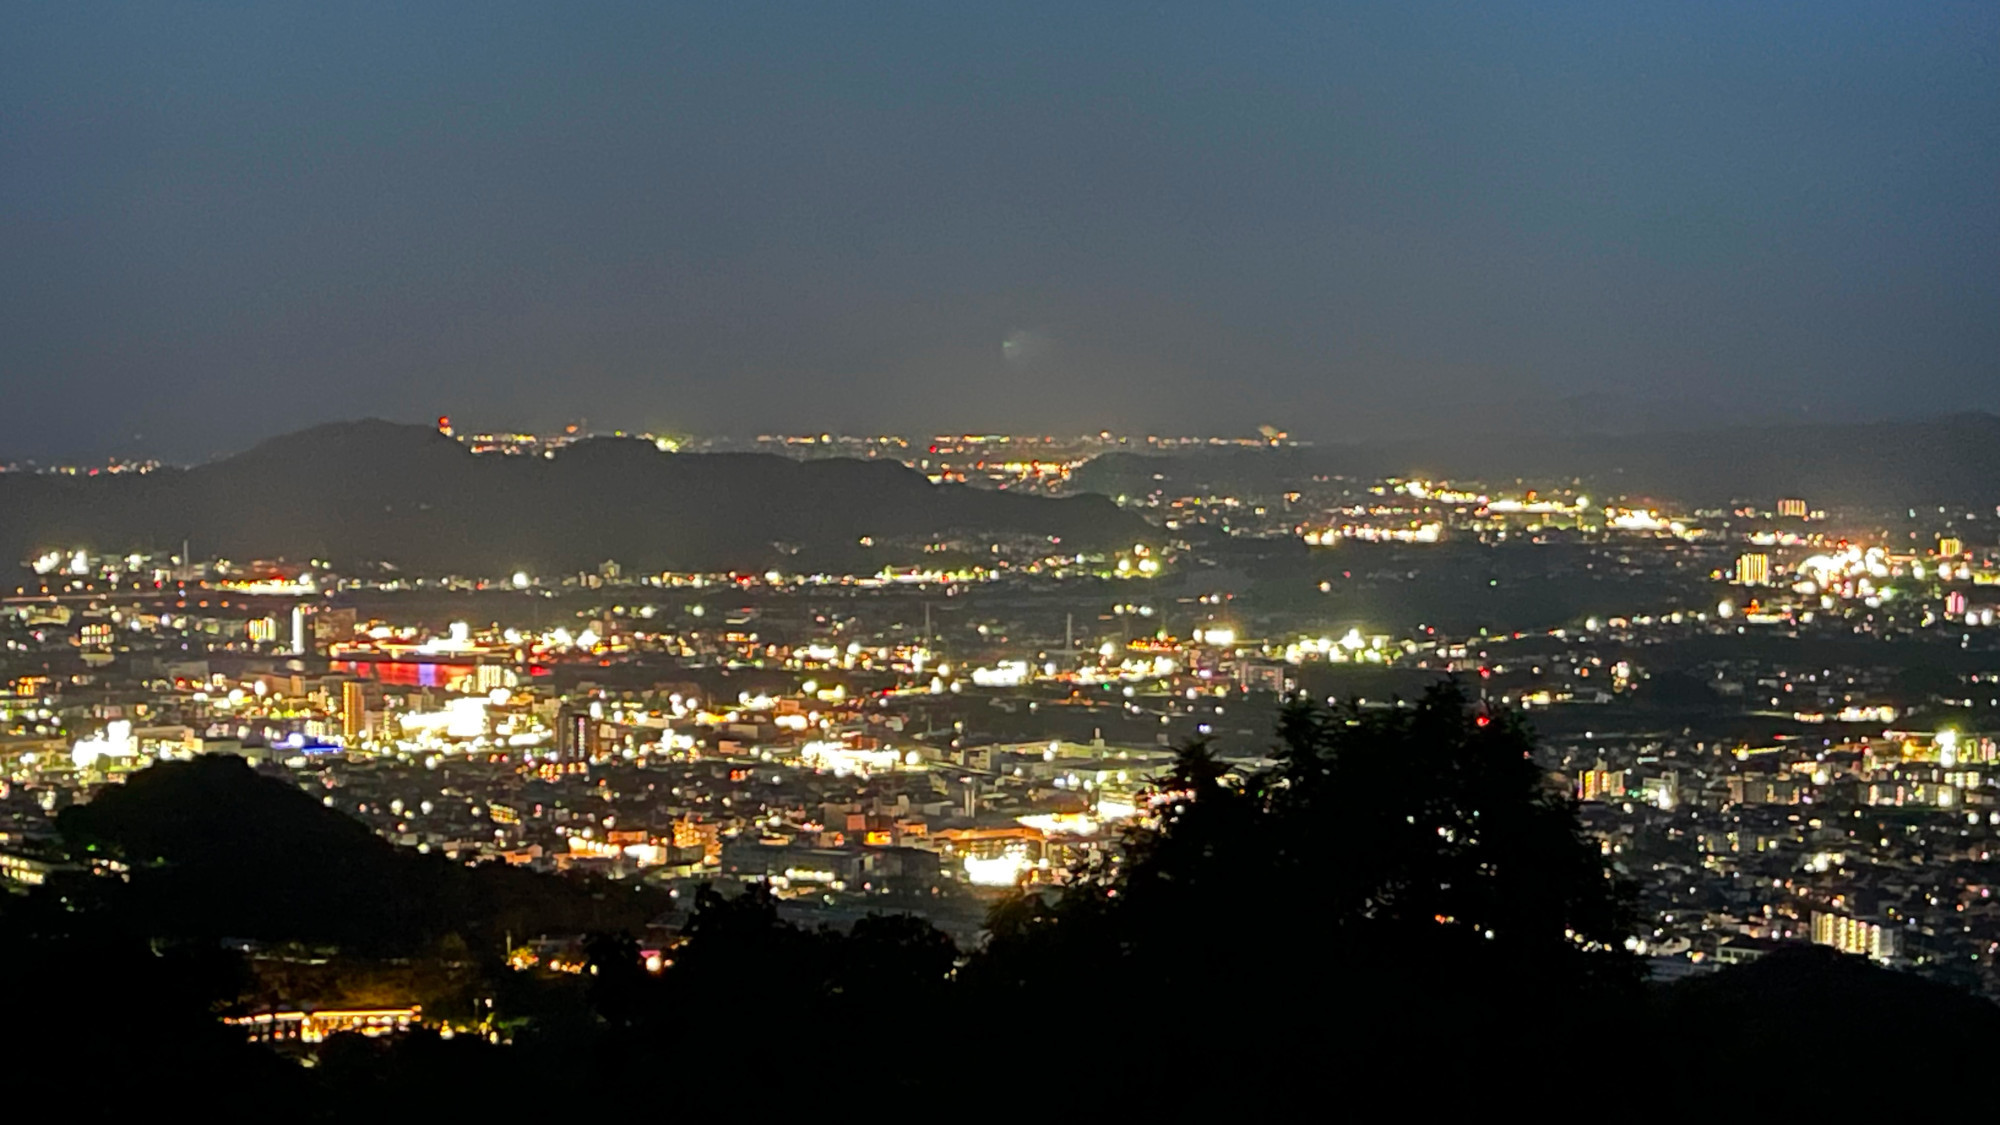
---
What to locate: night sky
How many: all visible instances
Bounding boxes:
[4,3,1995,461]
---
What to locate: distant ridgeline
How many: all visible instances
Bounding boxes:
[0,420,1148,575]
[1072,413,2000,511]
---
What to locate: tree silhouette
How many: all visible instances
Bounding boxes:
[971,679,1640,1058]
[583,931,648,1028]
[831,911,959,1012]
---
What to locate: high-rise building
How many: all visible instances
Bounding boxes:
[1939,536,1964,558]
[340,681,367,744]
[1947,590,1969,618]
[669,817,722,865]
[558,707,599,762]
[1812,910,1898,963]
[1735,553,1771,586]
[1777,498,1808,519]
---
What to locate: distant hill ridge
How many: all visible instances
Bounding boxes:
[0,419,1149,574]
[1072,412,2000,510]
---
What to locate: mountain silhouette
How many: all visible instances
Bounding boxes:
[0,420,1150,574]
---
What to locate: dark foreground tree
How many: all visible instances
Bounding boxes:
[584,882,959,1033]
[967,680,1642,1064]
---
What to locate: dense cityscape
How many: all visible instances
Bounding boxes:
[12,1,2000,1109]
[10,419,2000,1045]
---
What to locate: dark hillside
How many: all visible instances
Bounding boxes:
[0,420,1150,573]
[57,755,655,953]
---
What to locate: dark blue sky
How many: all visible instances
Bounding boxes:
[4,2,1995,460]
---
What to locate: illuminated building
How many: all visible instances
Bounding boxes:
[1811,911,1898,963]
[1727,776,1802,805]
[1777,498,1808,519]
[1864,780,1958,808]
[1577,766,1624,802]
[1734,553,1771,587]
[1939,536,1964,558]
[1947,591,1969,618]
[227,1006,421,1044]
[672,817,722,864]
[0,852,59,886]
[341,681,367,743]
[558,707,599,762]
